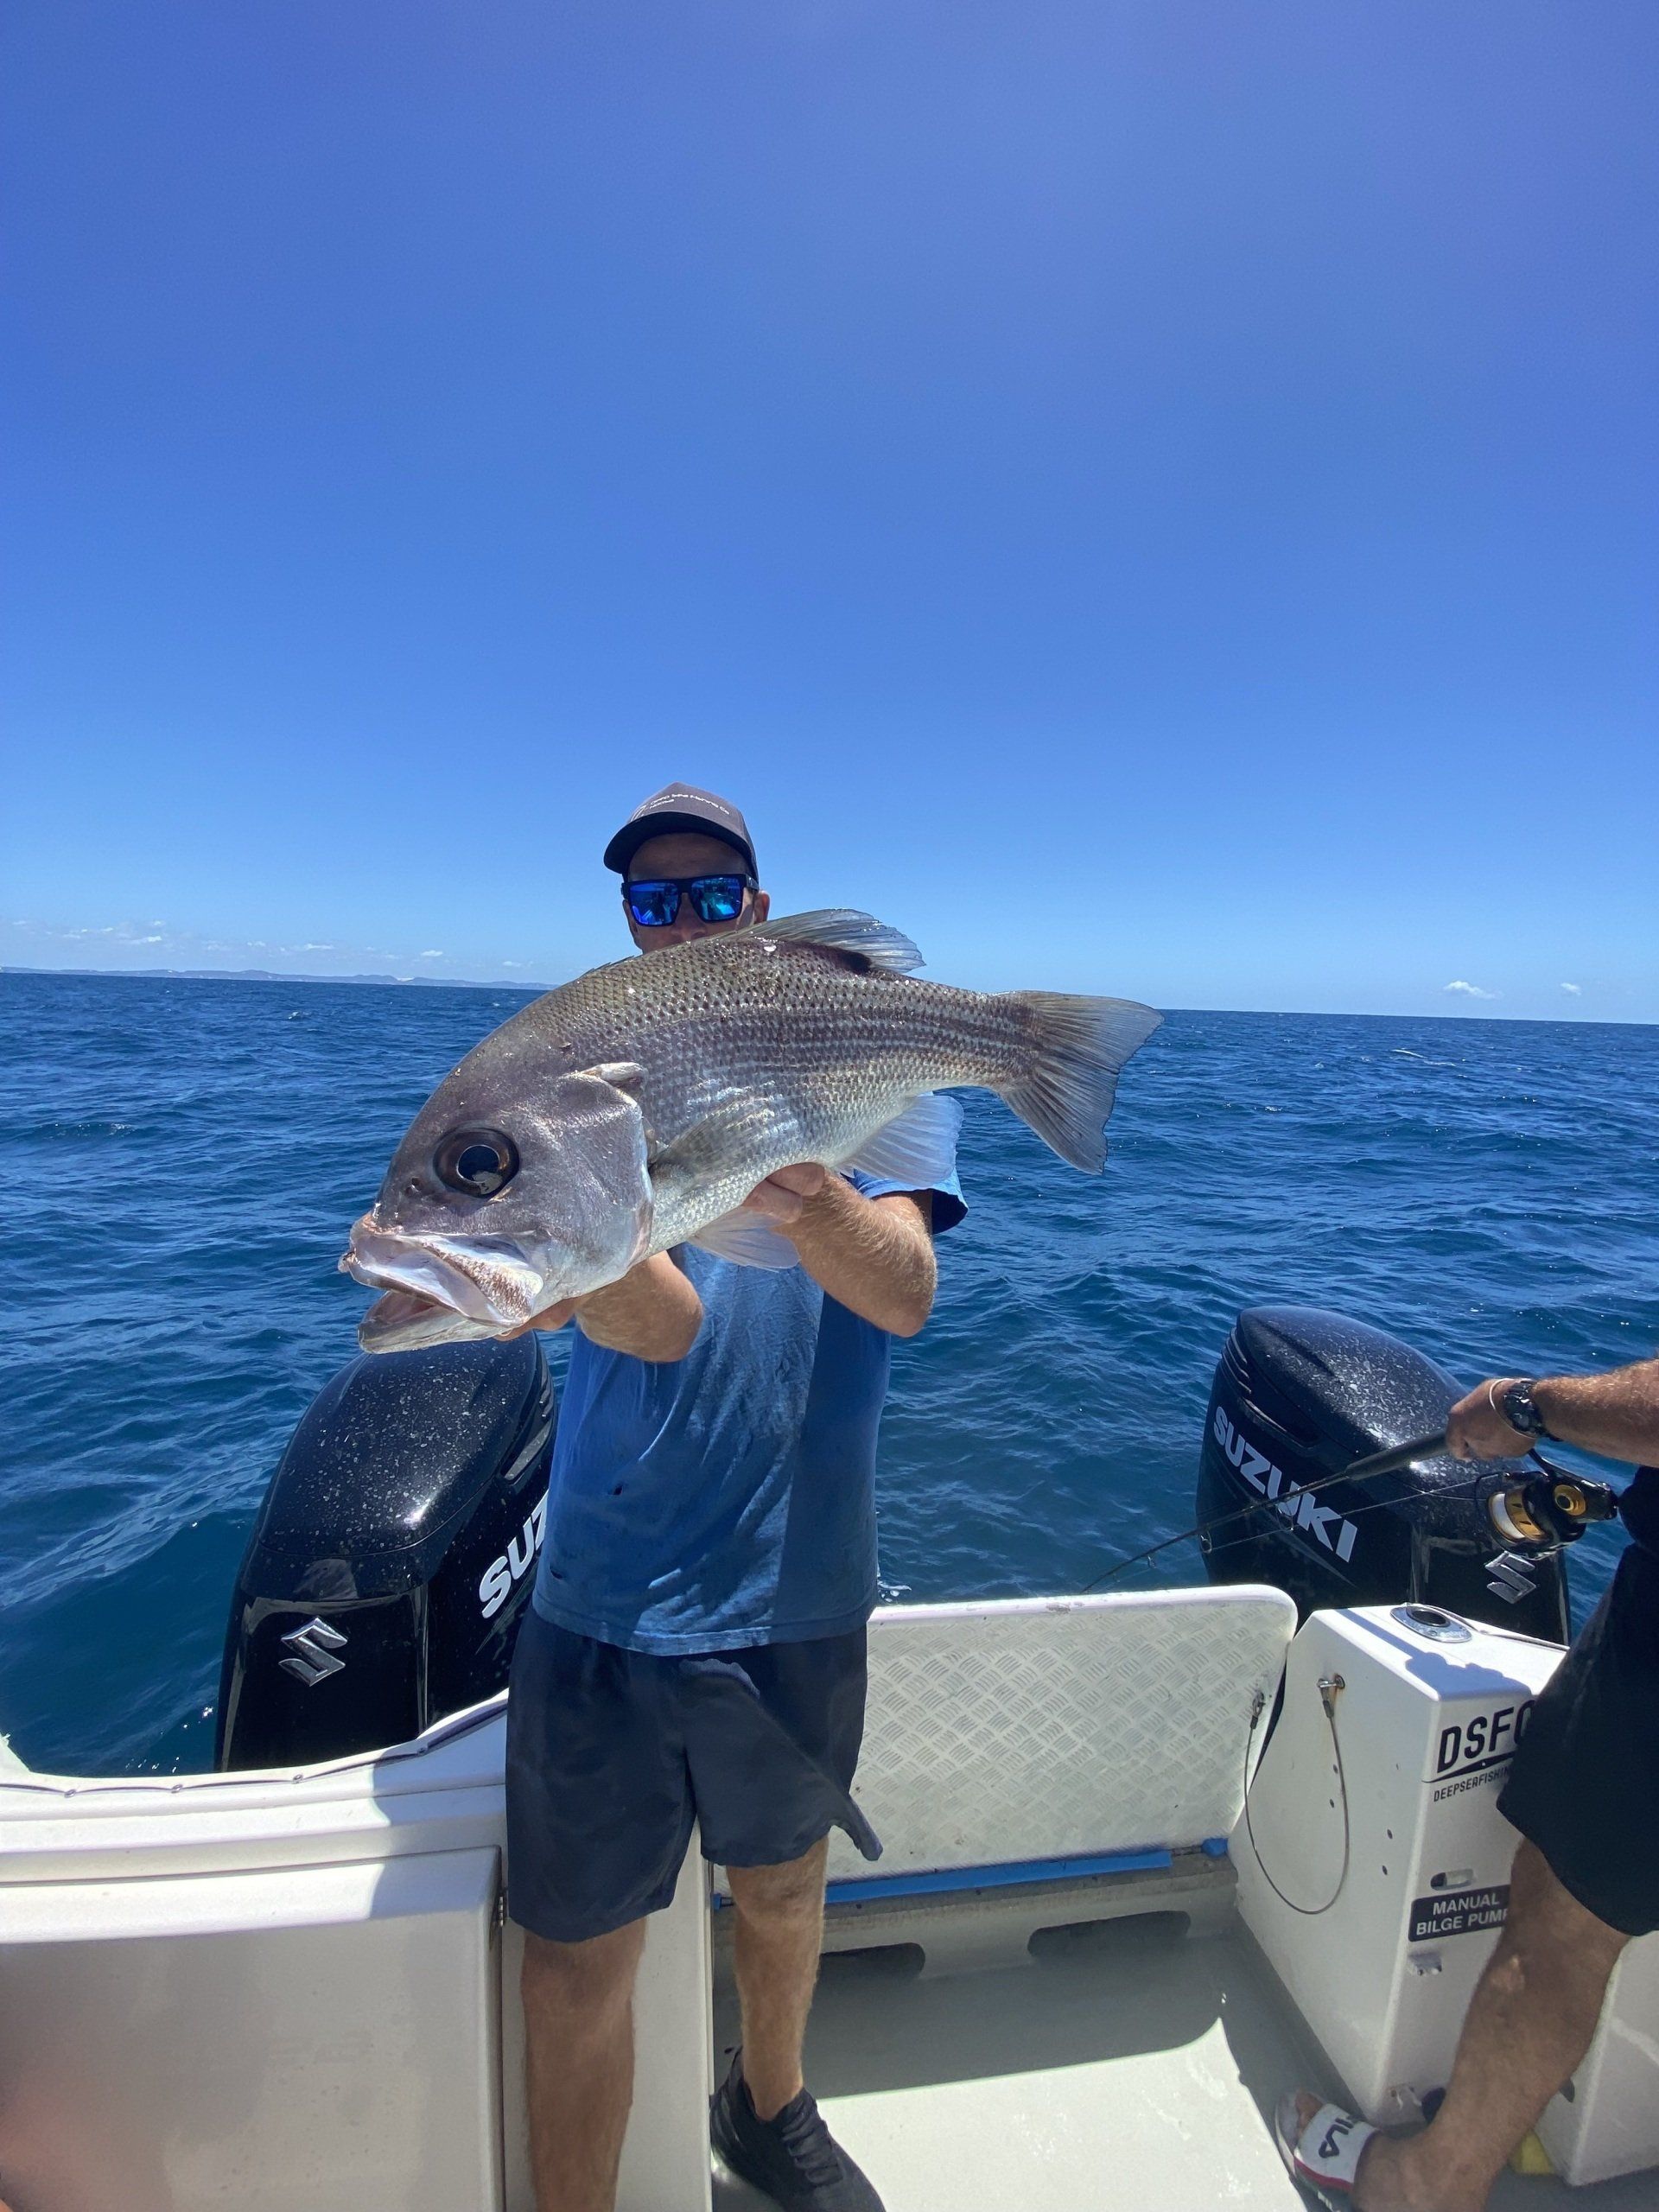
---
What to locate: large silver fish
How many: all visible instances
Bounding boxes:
[342,910,1160,1352]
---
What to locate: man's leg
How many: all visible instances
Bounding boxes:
[507,1615,698,2212]
[697,1636,884,2208]
[1288,1840,1629,2212]
[521,1917,648,2212]
[725,1837,831,2119]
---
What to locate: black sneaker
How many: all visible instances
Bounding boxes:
[710,2050,886,2212]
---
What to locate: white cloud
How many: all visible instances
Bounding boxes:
[1443,980,1497,1000]
[1560,982,1581,995]
[418,949,445,959]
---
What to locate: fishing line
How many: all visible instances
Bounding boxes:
[1080,1479,1478,1594]
[1077,1431,1622,1594]
[1077,1430,1460,1594]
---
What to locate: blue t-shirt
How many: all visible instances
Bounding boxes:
[531,1167,965,1654]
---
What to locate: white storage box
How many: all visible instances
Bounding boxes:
[1236,1605,1659,2185]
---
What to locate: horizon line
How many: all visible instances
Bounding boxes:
[4,963,1654,1030]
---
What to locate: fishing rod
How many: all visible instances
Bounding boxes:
[1078,1430,1620,1595]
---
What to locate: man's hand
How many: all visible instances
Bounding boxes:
[740,1162,829,1224]
[506,1254,702,1363]
[741,1165,937,1337]
[1446,1379,1534,1460]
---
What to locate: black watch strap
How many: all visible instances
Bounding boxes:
[1499,1378,1551,1440]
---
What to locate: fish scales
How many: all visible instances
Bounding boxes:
[507,943,1016,1250]
[511,938,1023,1160]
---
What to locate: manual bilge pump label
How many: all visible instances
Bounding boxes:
[1408,1885,1510,1942]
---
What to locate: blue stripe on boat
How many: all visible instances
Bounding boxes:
[717,1846,1178,1908]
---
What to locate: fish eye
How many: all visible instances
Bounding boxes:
[434,1127,520,1198]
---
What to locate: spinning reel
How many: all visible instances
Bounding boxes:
[1478,1461,1621,1551]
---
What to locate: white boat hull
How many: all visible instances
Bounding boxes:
[3,1589,1654,2209]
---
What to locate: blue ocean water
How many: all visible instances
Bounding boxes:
[2,970,1655,1778]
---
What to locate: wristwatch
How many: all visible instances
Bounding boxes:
[1497,1378,1552,1440]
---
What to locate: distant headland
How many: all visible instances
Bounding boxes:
[2,964,543,991]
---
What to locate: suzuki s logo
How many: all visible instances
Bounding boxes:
[480,1494,549,1620]
[1212,1407,1359,1564]
[279,1618,347,1688]
[1484,1552,1536,1607]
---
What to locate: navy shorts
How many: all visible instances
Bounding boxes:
[1499,1541,1659,1939]
[505,1610,882,1944]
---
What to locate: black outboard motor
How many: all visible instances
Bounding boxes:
[1198,1306,1569,1642]
[215,1335,556,1770]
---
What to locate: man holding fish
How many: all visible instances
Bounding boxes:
[342,782,1160,2212]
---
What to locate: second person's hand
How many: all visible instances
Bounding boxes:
[1446,1378,1534,1459]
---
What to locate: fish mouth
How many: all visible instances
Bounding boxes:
[340,1217,551,1334]
[353,1287,504,1354]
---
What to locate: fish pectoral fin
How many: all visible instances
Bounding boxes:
[753,909,925,974]
[586,1060,645,1093]
[842,1091,964,1188]
[648,1092,794,1187]
[687,1208,803,1269]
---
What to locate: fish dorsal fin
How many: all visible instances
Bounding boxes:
[752,909,925,974]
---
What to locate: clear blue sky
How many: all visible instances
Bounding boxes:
[4,2,1655,1017]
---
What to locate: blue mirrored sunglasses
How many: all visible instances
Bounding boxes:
[624,873,756,927]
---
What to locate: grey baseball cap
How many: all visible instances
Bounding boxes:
[602,782,758,876]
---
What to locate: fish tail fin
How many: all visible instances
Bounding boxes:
[996,994,1162,1172]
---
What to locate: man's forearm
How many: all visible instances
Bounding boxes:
[1449,1355,1659,1464]
[1535,1360,1659,1465]
[779,1178,936,1338]
[575,1253,702,1361]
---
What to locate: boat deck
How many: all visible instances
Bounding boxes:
[714,1919,1653,2212]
